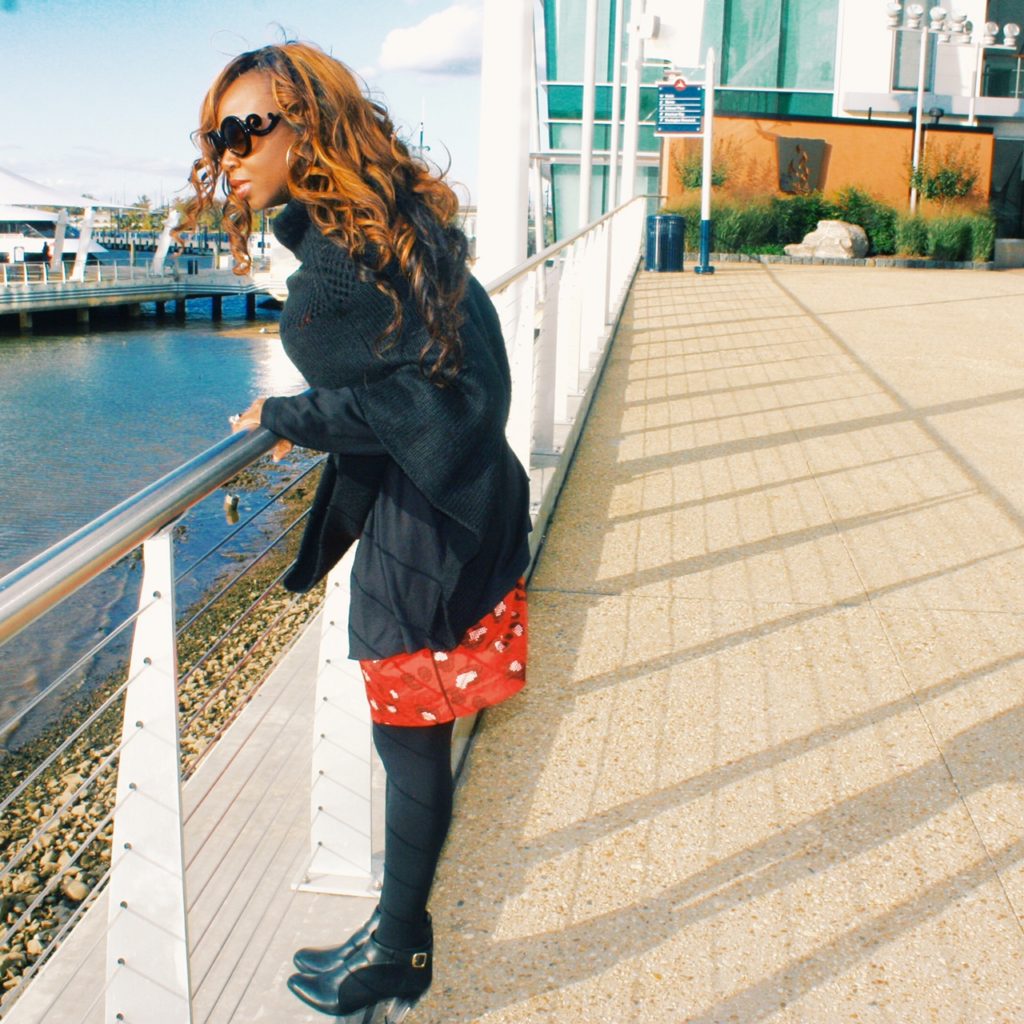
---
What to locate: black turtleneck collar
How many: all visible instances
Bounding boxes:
[272,200,312,253]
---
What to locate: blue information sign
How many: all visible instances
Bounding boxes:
[656,81,705,135]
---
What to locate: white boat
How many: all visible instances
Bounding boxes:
[0,204,108,264]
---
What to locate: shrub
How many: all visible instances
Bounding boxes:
[768,192,837,246]
[927,217,972,261]
[896,215,929,256]
[970,215,996,262]
[675,154,728,190]
[833,187,898,256]
[910,163,978,209]
[712,204,776,253]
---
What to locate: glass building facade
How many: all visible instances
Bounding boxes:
[540,0,661,240]
[539,0,841,240]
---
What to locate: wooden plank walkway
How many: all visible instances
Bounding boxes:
[5,610,385,1023]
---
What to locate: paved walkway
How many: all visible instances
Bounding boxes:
[413,264,1024,1023]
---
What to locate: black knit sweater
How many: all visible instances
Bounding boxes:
[260,201,530,658]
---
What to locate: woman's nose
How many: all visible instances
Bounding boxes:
[220,150,241,175]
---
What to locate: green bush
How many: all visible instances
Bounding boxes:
[769,193,837,246]
[970,215,996,262]
[910,164,977,206]
[833,187,898,256]
[676,154,728,190]
[926,217,973,261]
[896,215,929,256]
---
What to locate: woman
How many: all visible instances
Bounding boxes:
[181,43,531,1021]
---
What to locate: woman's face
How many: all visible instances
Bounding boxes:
[214,70,297,211]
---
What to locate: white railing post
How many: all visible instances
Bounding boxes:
[297,547,380,897]
[106,529,192,1024]
[553,242,584,424]
[505,272,537,471]
[583,223,609,369]
[532,260,561,453]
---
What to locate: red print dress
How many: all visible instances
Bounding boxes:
[359,579,528,726]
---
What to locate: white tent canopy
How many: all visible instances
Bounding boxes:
[0,165,132,209]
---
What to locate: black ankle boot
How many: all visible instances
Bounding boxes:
[293,905,381,973]
[287,932,432,1020]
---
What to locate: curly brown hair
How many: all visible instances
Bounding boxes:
[179,42,470,382]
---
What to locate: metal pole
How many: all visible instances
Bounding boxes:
[695,48,716,275]
[911,26,928,213]
[475,0,533,281]
[529,20,546,264]
[607,0,626,211]
[578,0,599,231]
[621,0,645,204]
[969,40,982,126]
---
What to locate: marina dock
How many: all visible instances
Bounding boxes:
[0,263,284,330]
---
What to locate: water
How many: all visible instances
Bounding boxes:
[0,296,308,745]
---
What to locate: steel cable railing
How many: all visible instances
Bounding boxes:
[174,456,325,585]
[0,194,648,1023]
[0,598,154,746]
[0,436,321,1022]
[175,508,310,638]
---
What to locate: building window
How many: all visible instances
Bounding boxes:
[708,0,838,91]
[891,28,937,91]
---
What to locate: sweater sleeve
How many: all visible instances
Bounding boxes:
[260,388,387,456]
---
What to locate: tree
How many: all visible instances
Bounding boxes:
[122,195,156,231]
[909,146,979,211]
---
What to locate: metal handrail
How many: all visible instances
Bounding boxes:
[0,427,277,647]
[484,193,654,294]
[0,199,653,651]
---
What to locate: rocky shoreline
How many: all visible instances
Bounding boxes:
[0,455,325,1005]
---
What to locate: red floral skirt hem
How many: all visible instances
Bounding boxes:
[359,579,528,726]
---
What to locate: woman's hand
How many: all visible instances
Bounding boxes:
[230,398,294,462]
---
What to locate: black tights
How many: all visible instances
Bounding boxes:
[371,720,455,950]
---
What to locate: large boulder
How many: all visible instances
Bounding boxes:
[784,220,869,260]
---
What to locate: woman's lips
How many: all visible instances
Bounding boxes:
[230,180,251,198]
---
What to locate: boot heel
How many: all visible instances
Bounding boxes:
[384,996,421,1023]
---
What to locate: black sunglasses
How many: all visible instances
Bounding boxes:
[206,112,282,158]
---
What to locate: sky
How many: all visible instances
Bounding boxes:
[0,0,484,208]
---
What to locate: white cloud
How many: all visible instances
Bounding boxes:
[378,3,482,76]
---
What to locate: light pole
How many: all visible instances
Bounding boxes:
[886,3,1020,211]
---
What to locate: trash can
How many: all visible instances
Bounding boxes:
[645,214,685,272]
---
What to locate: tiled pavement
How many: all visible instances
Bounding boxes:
[413,264,1024,1023]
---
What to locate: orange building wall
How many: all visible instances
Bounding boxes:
[665,116,994,212]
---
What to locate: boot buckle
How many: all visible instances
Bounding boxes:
[411,952,429,969]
